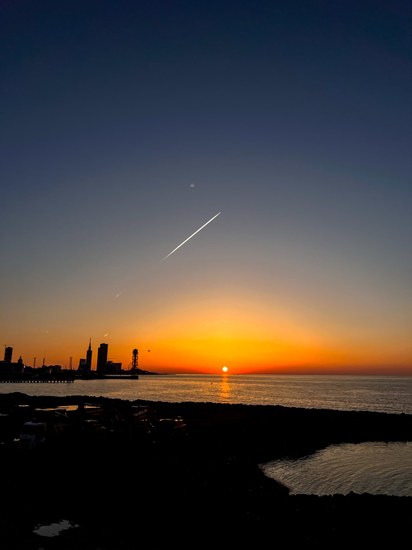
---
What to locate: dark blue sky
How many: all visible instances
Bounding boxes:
[1,0,411,372]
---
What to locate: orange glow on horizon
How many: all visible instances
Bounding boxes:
[6,293,411,376]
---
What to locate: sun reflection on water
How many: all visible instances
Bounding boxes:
[219,374,231,402]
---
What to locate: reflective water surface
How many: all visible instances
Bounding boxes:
[261,441,412,496]
[1,374,411,414]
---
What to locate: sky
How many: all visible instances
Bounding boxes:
[1,0,411,375]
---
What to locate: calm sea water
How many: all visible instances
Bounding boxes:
[1,374,411,414]
[2,374,411,497]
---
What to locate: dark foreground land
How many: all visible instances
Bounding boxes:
[0,392,411,549]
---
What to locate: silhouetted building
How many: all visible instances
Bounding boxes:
[41,364,62,374]
[105,361,122,374]
[0,347,24,377]
[4,346,13,362]
[78,339,93,375]
[96,343,108,374]
[86,338,92,372]
[78,358,87,372]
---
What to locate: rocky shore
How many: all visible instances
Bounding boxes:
[0,392,411,549]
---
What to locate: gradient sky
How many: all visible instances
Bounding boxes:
[1,0,411,375]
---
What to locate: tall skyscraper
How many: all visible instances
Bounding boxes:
[96,343,108,374]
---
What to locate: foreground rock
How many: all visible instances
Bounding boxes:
[0,393,411,548]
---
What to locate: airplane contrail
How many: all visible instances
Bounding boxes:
[161,212,221,261]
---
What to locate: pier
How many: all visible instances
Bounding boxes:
[0,375,75,383]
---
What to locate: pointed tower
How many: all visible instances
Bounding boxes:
[86,338,92,373]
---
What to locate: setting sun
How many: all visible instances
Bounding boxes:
[222,366,229,373]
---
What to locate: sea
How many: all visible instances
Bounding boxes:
[1,373,411,497]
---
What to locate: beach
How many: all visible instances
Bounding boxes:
[1,392,411,549]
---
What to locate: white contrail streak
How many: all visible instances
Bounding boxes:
[161,212,221,261]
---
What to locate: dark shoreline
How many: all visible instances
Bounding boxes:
[1,392,411,549]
